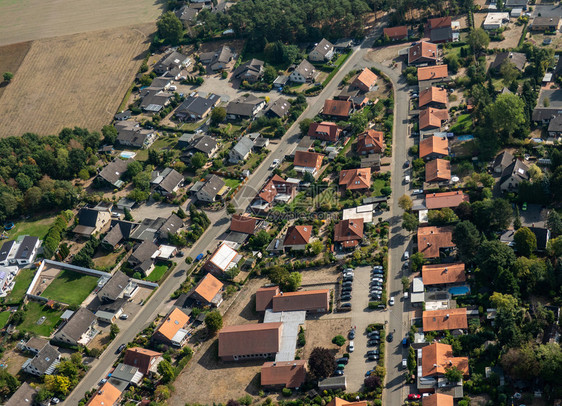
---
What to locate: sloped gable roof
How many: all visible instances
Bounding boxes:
[284,225,312,246]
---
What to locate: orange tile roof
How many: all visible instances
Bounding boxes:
[428,16,452,30]
[284,225,312,246]
[323,99,353,118]
[417,225,455,258]
[423,308,468,332]
[357,129,384,154]
[154,308,190,341]
[334,218,364,248]
[339,168,372,190]
[419,87,448,108]
[384,26,408,39]
[230,214,258,234]
[421,342,469,377]
[86,382,122,406]
[409,42,438,64]
[261,360,307,388]
[425,191,469,209]
[418,65,448,81]
[419,108,449,130]
[256,286,280,312]
[294,150,324,170]
[425,159,451,182]
[258,175,284,203]
[419,136,449,159]
[422,263,466,286]
[352,68,378,90]
[423,393,454,406]
[327,398,369,406]
[194,273,224,303]
[218,322,282,357]
[272,289,330,312]
[123,347,162,375]
[308,121,342,142]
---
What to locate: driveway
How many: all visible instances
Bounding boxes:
[519,203,547,228]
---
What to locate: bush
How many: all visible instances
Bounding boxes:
[332,335,346,346]
[282,388,292,397]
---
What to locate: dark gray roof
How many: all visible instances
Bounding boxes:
[130,240,159,265]
[200,46,235,67]
[311,39,334,58]
[176,94,219,118]
[333,38,353,49]
[293,59,316,79]
[57,307,96,341]
[548,115,562,132]
[78,208,101,227]
[130,217,167,241]
[157,213,183,239]
[532,108,562,121]
[140,89,172,111]
[148,77,172,91]
[232,59,264,80]
[198,174,225,199]
[176,5,199,23]
[99,159,130,187]
[529,227,550,250]
[430,26,453,42]
[28,344,60,375]
[98,270,130,302]
[152,167,184,193]
[98,297,128,314]
[531,16,561,28]
[15,236,39,260]
[189,134,218,155]
[267,98,291,118]
[155,51,189,72]
[499,159,530,187]
[103,220,138,247]
[115,124,153,148]
[111,363,141,382]
[114,110,132,120]
[135,259,154,274]
[0,240,15,262]
[490,52,527,72]
[505,0,528,6]
[555,57,562,76]
[5,382,37,406]
[493,151,514,170]
[231,137,254,158]
[226,94,265,117]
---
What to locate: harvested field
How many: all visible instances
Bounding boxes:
[0,0,163,46]
[0,41,31,99]
[0,24,154,137]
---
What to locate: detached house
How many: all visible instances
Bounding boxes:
[151,168,183,195]
[309,39,334,62]
[189,273,224,307]
[417,226,455,259]
[74,208,111,237]
[196,174,226,202]
[199,45,236,71]
[421,342,469,379]
[152,308,190,346]
[98,159,130,188]
[261,360,307,389]
[204,243,242,275]
[425,191,469,210]
[351,68,378,92]
[334,218,364,249]
[419,136,449,160]
[530,16,561,31]
[490,52,527,73]
[419,108,449,131]
[339,168,372,191]
[423,308,468,332]
[86,381,122,406]
[266,98,291,119]
[14,236,40,265]
[183,134,219,158]
[422,263,466,287]
[422,394,454,406]
[322,99,353,119]
[175,93,220,122]
[418,65,448,89]
[290,60,318,83]
[408,42,438,65]
[97,270,137,303]
[427,17,453,43]
[154,51,191,75]
[226,94,267,120]
[283,225,312,251]
[499,159,530,192]
[357,129,384,155]
[419,87,448,109]
[140,89,172,113]
[293,151,324,175]
[115,121,157,149]
[251,175,299,212]
[123,347,163,377]
[230,214,260,235]
[308,121,342,142]
[22,344,61,376]
[232,59,264,83]
[218,322,282,361]
[53,307,97,346]
[5,383,38,406]
[384,26,409,41]
[425,159,451,183]
[229,136,255,163]
[128,240,159,276]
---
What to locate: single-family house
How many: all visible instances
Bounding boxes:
[115,121,157,149]
[421,342,469,378]
[352,68,378,92]
[232,59,264,83]
[506,0,528,9]
[417,65,449,88]
[289,60,318,83]
[308,121,342,142]
[425,159,451,183]
[334,218,364,249]
[427,17,453,43]
[357,129,384,155]
[425,191,469,210]
[97,270,137,303]
[419,108,449,131]
[196,174,226,202]
[53,307,97,346]
[175,93,220,121]
[152,308,190,346]
[422,263,466,287]
[151,168,184,195]
[109,363,144,389]
[423,308,468,332]
[14,236,40,265]
[21,344,60,376]
[283,225,312,251]
[261,360,307,389]
[339,168,372,191]
[98,159,130,188]
[272,289,330,312]
[384,26,409,41]
[266,98,291,119]
[256,286,281,312]
[230,214,259,235]
[204,243,242,275]
[530,17,561,31]
[128,240,159,275]
[183,134,219,158]
[417,226,455,259]
[199,46,236,71]
[229,136,255,163]
[0,240,16,266]
[499,159,530,192]
[85,381,122,406]
[492,151,514,174]
[123,347,163,376]
[419,87,448,109]
[409,42,438,65]
[154,51,192,75]
[74,208,111,237]
[146,76,172,92]
[336,86,369,108]
[22,337,49,355]
[95,298,127,323]
[251,175,299,212]
[140,89,172,113]
[176,5,199,27]
[309,39,334,62]
[548,115,562,137]
[218,322,282,361]
[483,12,510,30]
[189,273,224,307]
[293,151,324,175]
[4,382,38,406]
[156,213,183,241]
[422,394,455,406]
[226,94,267,119]
[419,136,449,160]
[490,52,527,73]
[322,99,353,119]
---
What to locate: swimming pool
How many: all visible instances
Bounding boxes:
[449,286,470,296]
[456,135,474,142]
[120,151,136,159]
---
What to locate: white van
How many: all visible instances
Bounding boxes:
[402,358,407,369]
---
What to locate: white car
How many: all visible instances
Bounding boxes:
[403,251,409,260]
[348,341,355,352]
[389,297,395,306]
[270,159,280,169]
[404,175,410,184]
[119,314,128,320]
[412,189,424,195]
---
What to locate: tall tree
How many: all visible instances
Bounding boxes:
[308,347,336,379]
[157,11,184,44]
[467,28,490,53]
[205,310,223,334]
[514,227,537,257]
[398,194,413,211]
[453,221,481,263]
[485,93,527,139]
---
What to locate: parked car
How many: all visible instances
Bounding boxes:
[408,394,422,400]
[387,332,394,342]
[51,398,60,405]
[334,369,344,376]
[368,331,380,338]
[338,303,352,312]
[342,281,352,287]
[401,358,407,369]
[366,350,380,356]
[412,189,424,195]
[343,270,354,277]
[349,329,355,339]
[371,277,383,282]
[116,344,126,354]
[270,159,280,169]
[370,281,383,286]
[403,251,409,260]
[99,378,108,386]
[365,369,375,377]
[336,363,346,370]
[343,276,354,282]
[343,267,354,273]
[195,253,204,262]
[367,339,380,346]
[340,295,352,302]
[404,175,410,184]
[119,314,128,320]
[341,286,353,293]
[402,337,409,347]
[404,160,410,168]
[368,354,380,361]
[372,269,384,275]
[336,357,349,365]
[349,341,355,352]
[389,296,395,306]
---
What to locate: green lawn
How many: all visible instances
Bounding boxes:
[372,179,386,196]
[41,270,99,307]
[5,268,36,305]
[19,301,63,337]
[449,114,473,135]
[6,216,56,240]
[136,136,181,161]
[0,311,11,329]
[145,263,168,282]
[224,178,241,189]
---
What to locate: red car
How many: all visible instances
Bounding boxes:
[408,394,421,400]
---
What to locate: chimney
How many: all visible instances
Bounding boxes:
[446,314,450,319]
[444,268,448,272]
[433,363,438,367]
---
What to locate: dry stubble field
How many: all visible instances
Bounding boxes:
[0,24,154,137]
[0,41,31,99]
[0,0,163,46]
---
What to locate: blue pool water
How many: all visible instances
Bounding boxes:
[449,286,470,296]
[120,151,136,159]
[456,135,474,142]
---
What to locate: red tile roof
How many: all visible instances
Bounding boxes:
[417,225,455,258]
[153,308,190,342]
[419,87,448,108]
[323,99,353,118]
[86,382,122,406]
[230,214,258,234]
[272,289,330,312]
[258,174,285,203]
[425,191,469,209]
[327,398,368,406]
[419,108,449,130]
[352,68,378,91]
[293,151,324,170]
[218,322,282,358]
[261,360,307,388]
[428,16,452,30]
[423,394,454,406]
[123,347,162,375]
[334,218,364,248]
[417,65,448,81]
[421,342,469,377]
[409,42,438,64]
[255,286,280,312]
[423,308,468,332]
[383,26,408,39]
[339,168,372,190]
[283,225,312,246]
[422,263,466,286]
[419,136,449,159]
[425,159,451,182]
[308,121,342,142]
[357,129,384,154]
[193,273,224,303]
